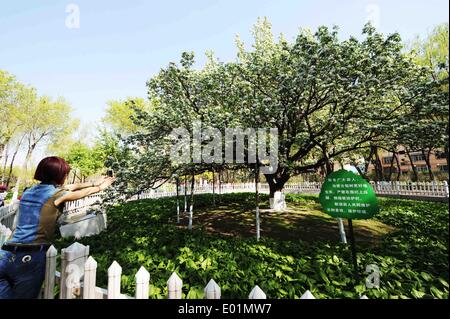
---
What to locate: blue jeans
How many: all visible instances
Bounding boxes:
[0,249,46,299]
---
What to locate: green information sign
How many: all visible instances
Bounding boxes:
[319,169,379,219]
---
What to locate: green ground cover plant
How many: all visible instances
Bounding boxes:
[55,193,449,299]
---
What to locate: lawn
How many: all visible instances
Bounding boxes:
[55,193,449,299]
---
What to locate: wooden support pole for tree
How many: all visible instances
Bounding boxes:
[188,172,195,230]
[184,174,187,214]
[338,218,347,244]
[218,169,222,203]
[255,163,260,241]
[176,176,180,223]
[347,219,359,279]
[212,168,216,206]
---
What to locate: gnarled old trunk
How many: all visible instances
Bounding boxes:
[269,191,286,210]
[265,173,289,211]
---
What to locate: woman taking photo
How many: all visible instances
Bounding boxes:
[0,156,115,299]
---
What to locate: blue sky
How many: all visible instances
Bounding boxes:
[0,0,448,163]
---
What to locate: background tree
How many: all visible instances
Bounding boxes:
[1,80,37,186]
[409,23,449,169]
[0,71,26,173]
[59,141,105,183]
[102,98,153,135]
[13,95,78,192]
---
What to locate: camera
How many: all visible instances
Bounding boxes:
[106,169,114,177]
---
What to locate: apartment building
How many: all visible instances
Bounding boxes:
[369,147,448,176]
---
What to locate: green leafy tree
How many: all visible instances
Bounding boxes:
[405,23,449,174]
[102,98,153,135]
[0,71,28,173]
[112,19,442,206]
[14,95,78,191]
[60,142,105,182]
[232,19,433,197]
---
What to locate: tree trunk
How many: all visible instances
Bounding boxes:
[0,144,5,172]
[265,173,288,211]
[14,145,34,199]
[422,149,434,180]
[387,151,396,181]
[1,144,9,184]
[353,147,372,181]
[355,165,365,177]
[394,152,401,181]
[406,149,419,182]
[444,144,449,168]
[373,147,384,181]
[6,136,25,188]
[323,152,334,175]
[364,147,375,174]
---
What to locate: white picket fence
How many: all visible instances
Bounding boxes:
[1,181,448,235]
[370,181,449,197]
[0,200,18,246]
[42,241,368,299]
[0,224,12,247]
[0,200,19,230]
[129,180,449,200]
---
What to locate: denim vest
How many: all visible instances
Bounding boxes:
[8,184,66,244]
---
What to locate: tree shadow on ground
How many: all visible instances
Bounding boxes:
[175,200,395,248]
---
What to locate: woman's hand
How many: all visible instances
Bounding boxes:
[98,177,116,191]
[94,176,109,187]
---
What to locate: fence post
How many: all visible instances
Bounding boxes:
[60,242,89,299]
[248,285,266,299]
[83,256,97,299]
[444,181,449,198]
[0,225,11,246]
[43,245,58,299]
[204,279,221,299]
[108,261,122,299]
[430,181,435,195]
[135,266,150,299]
[167,272,183,299]
[300,290,316,299]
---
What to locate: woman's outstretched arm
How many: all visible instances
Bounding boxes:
[64,176,109,191]
[54,177,116,206]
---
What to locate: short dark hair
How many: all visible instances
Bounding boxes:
[34,157,70,185]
